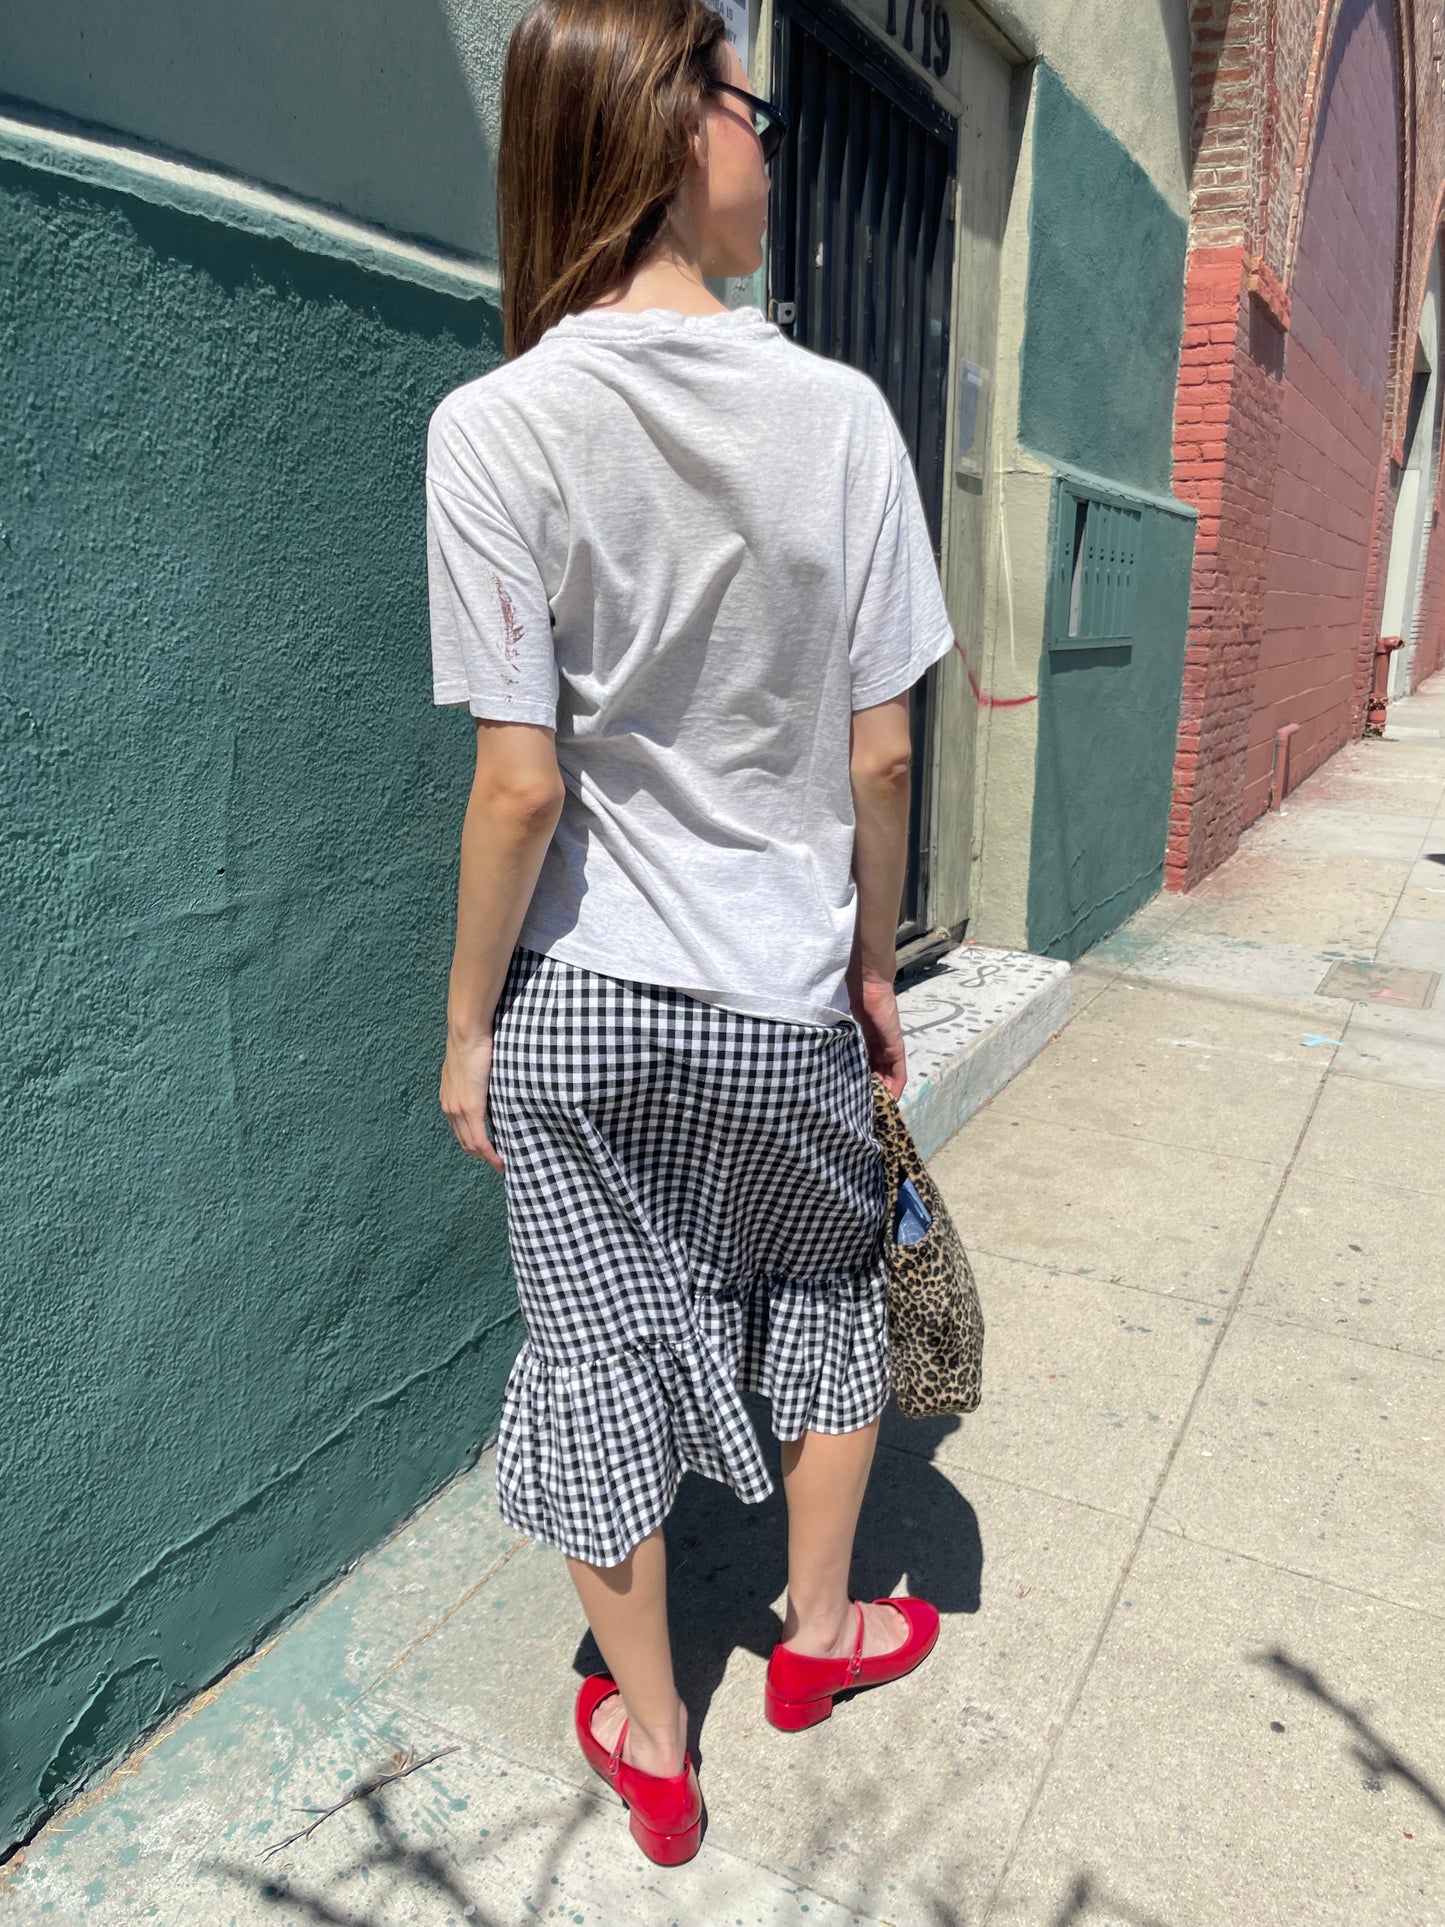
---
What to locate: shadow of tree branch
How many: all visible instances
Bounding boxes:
[1044,1867,1171,1927]
[1254,1646,1445,1827]
[204,1735,599,1925]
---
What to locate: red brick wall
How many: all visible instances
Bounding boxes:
[1168,253,1285,888]
[1187,1,1269,249]
[1166,0,1445,891]
[1263,0,1318,273]
[1247,0,1402,818]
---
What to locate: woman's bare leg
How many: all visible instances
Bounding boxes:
[779,1418,909,1660]
[566,1527,688,1776]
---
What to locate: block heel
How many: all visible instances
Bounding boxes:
[575,1674,704,1867]
[629,1810,704,1864]
[763,1681,834,1731]
[764,1596,941,1734]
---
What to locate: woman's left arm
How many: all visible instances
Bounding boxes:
[440,717,565,1171]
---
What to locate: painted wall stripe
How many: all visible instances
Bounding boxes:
[0,104,500,305]
[955,639,1040,708]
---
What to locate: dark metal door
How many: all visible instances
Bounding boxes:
[768,0,957,941]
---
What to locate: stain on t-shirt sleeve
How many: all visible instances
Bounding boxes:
[425,468,558,727]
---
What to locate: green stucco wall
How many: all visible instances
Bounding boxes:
[1019,66,1195,959]
[1018,66,1188,496]
[1028,476,1197,957]
[998,0,1192,217]
[1,0,519,259]
[0,157,517,1849]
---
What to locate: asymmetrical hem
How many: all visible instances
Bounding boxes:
[487,945,891,1568]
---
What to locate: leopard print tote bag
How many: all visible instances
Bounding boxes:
[871,1072,985,1419]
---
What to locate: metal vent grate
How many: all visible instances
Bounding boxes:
[1050,481,1142,650]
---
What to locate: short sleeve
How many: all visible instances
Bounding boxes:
[425,413,558,729]
[848,419,956,712]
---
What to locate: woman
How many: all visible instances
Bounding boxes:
[426,0,955,1868]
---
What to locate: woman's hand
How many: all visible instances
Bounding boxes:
[440,1032,505,1172]
[849,972,906,1100]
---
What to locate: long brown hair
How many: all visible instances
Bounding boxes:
[497,0,729,359]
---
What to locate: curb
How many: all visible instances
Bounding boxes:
[895,943,1072,1162]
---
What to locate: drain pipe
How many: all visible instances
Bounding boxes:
[1268,722,1300,811]
[1367,635,1404,734]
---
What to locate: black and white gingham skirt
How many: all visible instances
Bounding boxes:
[486,944,891,1567]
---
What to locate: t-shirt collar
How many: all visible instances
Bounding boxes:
[548,303,777,343]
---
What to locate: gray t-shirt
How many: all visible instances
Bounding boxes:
[426,302,955,1029]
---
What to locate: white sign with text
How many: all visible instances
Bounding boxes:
[703,0,751,79]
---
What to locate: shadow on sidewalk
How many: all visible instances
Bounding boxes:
[197,1409,984,1925]
[569,1402,984,1770]
[206,1765,592,1927]
[1255,1647,1445,1826]
[1041,1871,1171,1925]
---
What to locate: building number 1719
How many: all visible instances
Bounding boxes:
[885,0,951,79]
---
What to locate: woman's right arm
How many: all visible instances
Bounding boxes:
[439,719,565,1172]
[845,692,913,1098]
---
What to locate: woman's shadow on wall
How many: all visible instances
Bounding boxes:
[570,1401,982,1765]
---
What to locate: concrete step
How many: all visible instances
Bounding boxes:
[894,941,1072,1161]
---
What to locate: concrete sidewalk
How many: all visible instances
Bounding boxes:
[6,674,1444,1925]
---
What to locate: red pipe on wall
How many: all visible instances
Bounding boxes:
[1367,635,1404,733]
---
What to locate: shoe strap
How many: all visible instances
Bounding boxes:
[608,1714,628,1779]
[846,1600,865,1679]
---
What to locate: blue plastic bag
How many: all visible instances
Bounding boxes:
[894,1175,933,1247]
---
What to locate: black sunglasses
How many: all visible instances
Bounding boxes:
[706,79,790,165]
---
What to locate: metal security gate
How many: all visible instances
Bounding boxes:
[767,0,957,941]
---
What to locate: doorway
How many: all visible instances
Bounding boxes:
[1382,242,1442,699]
[766,0,958,941]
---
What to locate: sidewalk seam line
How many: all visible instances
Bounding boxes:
[330,1535,535,1724]
[952,1107,1299,1171]
[1361,782,1445,972]
[1226,1302,1445,1366]
[874,1435,1140,1525]
[984,1099,1317,1165]
[1256,1156,1445,1202]
[964,1242,1232,1306]
[1136,1522,1445,1625]
[977,1005,1353,1920]
[1326,1066,1445,1106]
[1080,970,1383,1019]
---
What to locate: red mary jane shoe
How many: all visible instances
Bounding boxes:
[575,1674,704,1866]
[764,1595,940,1732]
